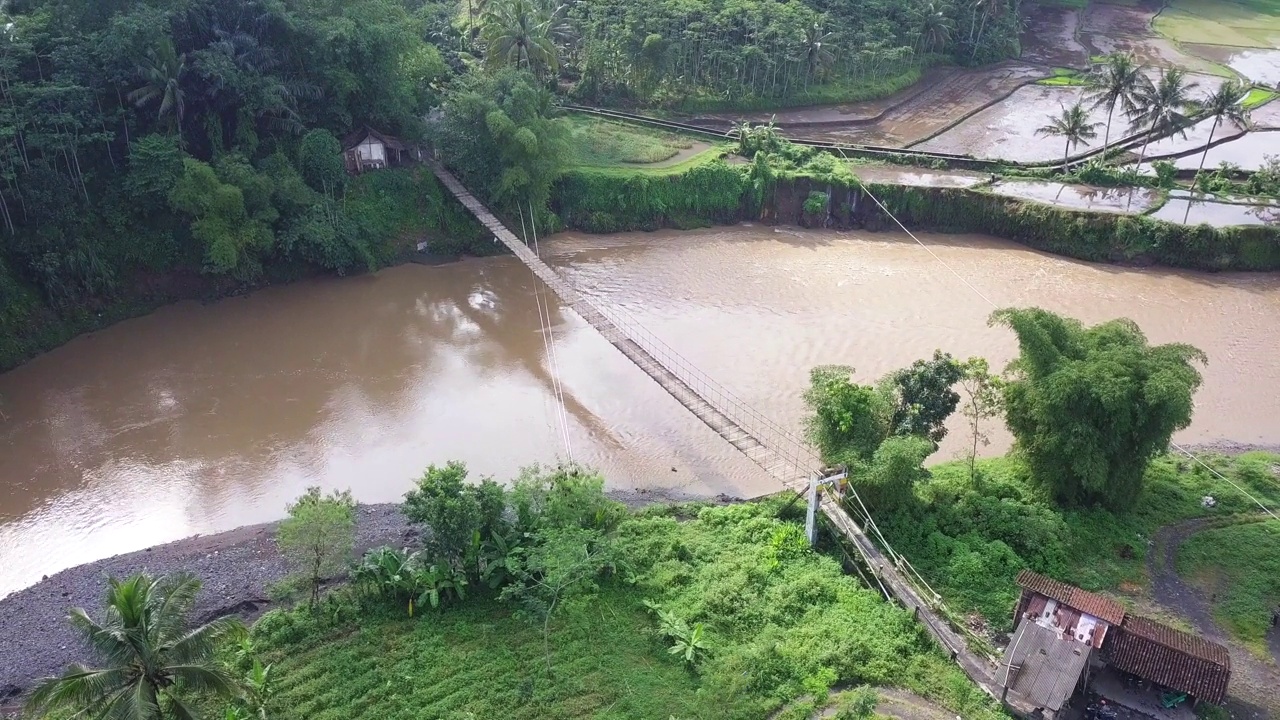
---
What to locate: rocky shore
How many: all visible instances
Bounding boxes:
[0,488,735,708]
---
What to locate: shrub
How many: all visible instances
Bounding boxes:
[403,461,509,565]
[803,190,828,215]
[276,486,356,606]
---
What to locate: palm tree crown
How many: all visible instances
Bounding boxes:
[26,573,245,720]
[127,39,187,125]
[1129,67,1201,164]
[1196,79,1249,155]
[480,0,562,77]
[1085,52,1144,153]
[1036,102,1102,162]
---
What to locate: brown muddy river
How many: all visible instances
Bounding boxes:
[2,226,1279,597]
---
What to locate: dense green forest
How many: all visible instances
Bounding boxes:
[0,0,1027,370]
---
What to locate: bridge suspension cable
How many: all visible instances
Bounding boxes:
[517,200,574,462]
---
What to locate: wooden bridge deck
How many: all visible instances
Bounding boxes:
[427,161,1003,703]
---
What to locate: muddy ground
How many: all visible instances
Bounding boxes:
[1142,516,1280,718]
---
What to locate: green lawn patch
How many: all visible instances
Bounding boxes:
[676,64,925,114]
[1177,518,1280,655]
[1037,68,1091,86]
[1152,0,1280,47]
[251,502,1005,720]
[564,115,699,168]
[873,452,1280,632]
[1243,87,1279,110]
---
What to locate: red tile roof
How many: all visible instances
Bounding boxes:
[1107,616,1231,704]
[1015,570,1127,625]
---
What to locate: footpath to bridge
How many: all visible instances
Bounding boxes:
[427,160,1008,706]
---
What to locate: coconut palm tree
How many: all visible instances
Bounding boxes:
[914,1,954,54]
[1128,67,1201,166]
[1036,102,1102,163]
[480,0,561,77]
[1085,52,1144,155]
[25,573,245,720]
[1190,79,1249,188]
[127,38,187,133]
[802,20,835,89]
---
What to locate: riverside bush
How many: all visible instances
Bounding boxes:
[876,453,1280,632]
[555,158,745,232]
[865,184,1280,270]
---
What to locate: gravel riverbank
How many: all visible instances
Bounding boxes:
[0,488,735,706]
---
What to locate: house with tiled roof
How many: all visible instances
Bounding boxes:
[1000,570,1232,718]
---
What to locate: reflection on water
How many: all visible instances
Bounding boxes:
[1151,190,1280,227]
[988,181,1158,213]
[3,227,1280,596]
[854,166,984,188]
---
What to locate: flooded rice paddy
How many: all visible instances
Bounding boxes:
[1151,190,1280,226]
[1163,131,1280,172]
[988,180,1160,213]
[3,226,1280,597]
[852,166,984,188]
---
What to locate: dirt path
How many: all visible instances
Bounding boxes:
[873,688,962,720]
[1146,517,1280,718]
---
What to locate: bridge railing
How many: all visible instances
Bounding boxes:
[585,298,822,485]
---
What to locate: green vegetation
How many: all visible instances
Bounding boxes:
[675,65,926,115]
[1178,519,1280,654]
[1153,0,1280,47]
[1036,102,1103,163]
[868,183,1280,270]
[564,116,693,167]
[1037,68,1090,86]
[1242,87,1279,110]
[26,573,246,720]
[563,0,1020,110]
[247,498,1004,720]
[796,309,1280,649]
[992,308,1205,510]
[877,452,1280,628]
[276,487,357,607]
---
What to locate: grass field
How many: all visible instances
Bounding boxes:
[250,502,1006,720]
[1037,68,1091,86]
[565,115,697,167]
[1178,519,1280,656]
[1153,0,1280,48]
[875,452,1280,631]
[1243,87,1279,110]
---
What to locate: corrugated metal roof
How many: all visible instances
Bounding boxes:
[1106,616,1231,704]
[1001,620,1092,712]
[1016,570,1127,625]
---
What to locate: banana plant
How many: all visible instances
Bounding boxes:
[414,563,469,611]
[478,531,522,589]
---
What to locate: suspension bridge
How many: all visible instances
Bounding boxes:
[427,161,1009,704]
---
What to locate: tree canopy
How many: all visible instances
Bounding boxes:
[990,307,1206,509]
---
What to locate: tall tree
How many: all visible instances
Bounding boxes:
[885,350,964,443]
[990,307,1205,509]
[1189,79,1249,198]
[1035,102,1101,163]
[803,365,893,466]
[480,0,561,77]
[1086,52,1144,156]
[1129,67,1201,166]
[957,357,1003,482]
[276,486,357,606]
[127,38,187,135]
[25,573,245,720]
